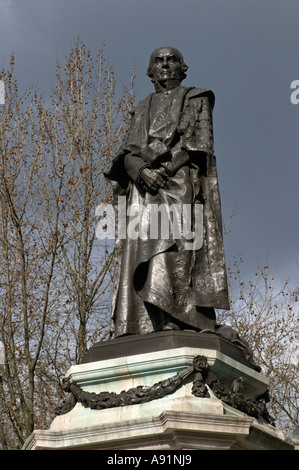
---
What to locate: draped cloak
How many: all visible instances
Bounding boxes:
[105,85,230,337]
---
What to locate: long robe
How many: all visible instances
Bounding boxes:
[105,85,230,337]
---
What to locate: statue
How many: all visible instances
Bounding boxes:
[105,47,230,337]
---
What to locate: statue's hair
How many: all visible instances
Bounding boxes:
[147,47,189,81]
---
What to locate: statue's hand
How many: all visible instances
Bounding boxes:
[140,168,168,193]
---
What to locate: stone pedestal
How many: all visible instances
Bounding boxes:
[23,332,293,450]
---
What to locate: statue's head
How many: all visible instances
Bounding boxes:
[147,47,188,89]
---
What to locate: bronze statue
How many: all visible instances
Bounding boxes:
[105,47,230,337]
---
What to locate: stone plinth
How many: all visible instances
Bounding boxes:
[23,333,293,450]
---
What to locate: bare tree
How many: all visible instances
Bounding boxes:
[41,39,134,363]
[0,40,134,449]
[218,255,299,439]
[0,55,61,448]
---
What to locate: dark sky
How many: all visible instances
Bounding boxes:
[1,0,298,288]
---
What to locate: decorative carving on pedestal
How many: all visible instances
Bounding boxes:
[54,355,275,426]
[55,359,195,416]
[190,356,275,426]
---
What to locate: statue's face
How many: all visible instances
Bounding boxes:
[149,47,183,85]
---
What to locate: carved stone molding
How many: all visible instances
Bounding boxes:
[54,355,275,426]
[54,357,196,416]
[190,355,275,426]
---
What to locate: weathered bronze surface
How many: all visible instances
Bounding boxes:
[81,329,260,372]
[105,47,230,337]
